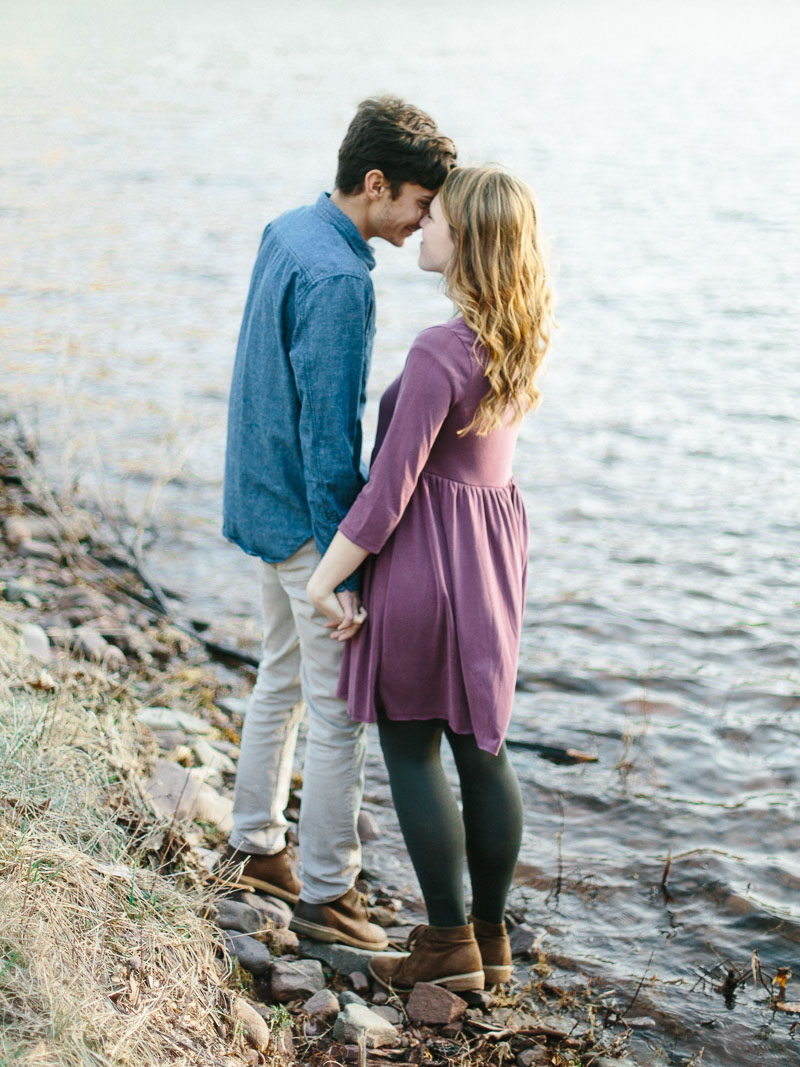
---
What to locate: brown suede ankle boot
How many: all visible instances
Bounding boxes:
[369,923,484,993]
[470,915,512,985]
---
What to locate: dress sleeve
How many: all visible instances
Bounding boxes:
[338,327,458,553]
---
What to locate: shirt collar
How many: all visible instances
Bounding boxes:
[315,192,376,271]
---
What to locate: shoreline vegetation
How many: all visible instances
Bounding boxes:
[0,411,640,1067]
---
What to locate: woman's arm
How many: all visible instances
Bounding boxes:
[307,532,370,641]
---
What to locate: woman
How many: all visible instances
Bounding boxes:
[307,166,554,992]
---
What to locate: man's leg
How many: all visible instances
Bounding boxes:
[229,557,304,857]
[275,539,366,902]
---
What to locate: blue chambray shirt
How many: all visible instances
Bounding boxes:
[223,193,376,591]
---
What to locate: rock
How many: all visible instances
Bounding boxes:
[193,738,237,775]
[303,988,340,1019]
[270,959,326,1002]
[462,989,494,1010]
[215,695,248,717]
[295,937,376,974]
[222,931,272,977]
[144,760,232,833]
[72,625,126,667]
[238,891,292,929]
[348,970,370,996]
[3,515,32,546]
[371,990,389,1006]
[593,1059,641,1067]
[214,899,264,935]
[232,997,270,1051]
[517,1048,549,1066]
[509,923,543,957]
[357,810,381,841]
[269,927,299,955]
[136,706,214,735]
[189,763,223,790]
[332,1004,401,1048]
[371,1004,402,1025]
[21,623,51,663]
[407,983,467,1025]
[17,538,60,561]
[368,906,398,928]
[191,846,219,874]
[534,1014,578,1037]
[2,579,41,605]
[339,990,367,1008]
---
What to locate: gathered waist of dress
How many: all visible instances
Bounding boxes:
[420,468,517,491]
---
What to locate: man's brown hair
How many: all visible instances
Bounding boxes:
[335,96,456,198]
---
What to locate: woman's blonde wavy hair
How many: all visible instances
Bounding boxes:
[439,166,555,436]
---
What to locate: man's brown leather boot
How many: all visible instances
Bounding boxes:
[368,923,485,992]
[219,844,301,904]
[470,915,512,984]
[290,886,388,951]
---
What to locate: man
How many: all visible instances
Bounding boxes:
[222,97,456,949]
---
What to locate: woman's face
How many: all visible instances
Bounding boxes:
[418,194,455,273]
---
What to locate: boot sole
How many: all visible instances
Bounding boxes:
[289,915,388,952]
[368,959,485,993]
[230,873,299,905]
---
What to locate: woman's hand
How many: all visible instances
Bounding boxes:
[307,578,367,641]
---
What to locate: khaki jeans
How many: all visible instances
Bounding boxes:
[229,539,367,903]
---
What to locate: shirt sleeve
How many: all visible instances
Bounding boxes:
[292,273,372,590]
[339,327,458,553]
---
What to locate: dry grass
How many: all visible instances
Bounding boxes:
[0,620,253,1067]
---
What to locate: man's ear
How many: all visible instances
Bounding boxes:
[363,170,388,200]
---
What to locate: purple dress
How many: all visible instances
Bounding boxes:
[337,318,528,755]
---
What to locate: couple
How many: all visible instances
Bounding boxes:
[222,96,554,992]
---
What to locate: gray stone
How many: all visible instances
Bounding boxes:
[332,1003,401,1048]
[371,1004,402,1025]
[371,990,389,1005]
[136,706,214,735]
[348,970,370,996]
[339,990,367,1007]
[517,1049,549,1067]
[222,931,272,977]
[269,926,299,954]
[509,923,543,957]
[407,983,467,1025]
[296,937,376,974]
[368,905,398,928]
[270,958,326,1002]
[238,891,292,929]
[2,579,41,604]
[232,997,270,1050]
[22,623,51,663]
[17,538,60,561]
[215,899,264,935]
[3,515,32,546]
[593,1059,640,1067]
[303,988,340,1019]
[357,810,381,841]
[216,695,248,718]
[534,1013,578,1036]
[144,761,233,832]
[193,738,237,775]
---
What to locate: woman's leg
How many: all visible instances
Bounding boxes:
[446,729,523,924]
[377,714,467,927]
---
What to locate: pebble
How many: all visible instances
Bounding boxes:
[238,891,292,929]
[517,1048,549,1066]
[222,931,272,977]
[407,983,467,1025]
[269,926,299,955]
[302,988,340,1019]
[270,959,326,1002]
[339,990,368,1008]
[295,937,376,974]
[144,760,233,833]
[136,706,214,735]
[368,905,398,928]
[2,578,42,605]
[3,515,32,546]
[231,997,270,1050]
[214,899,264,935]
[371,1004,402,1025]
[357,810,381,841]
[21,623,51,663]
[332,1003,401,1049]
[348,970,370,996]
[193,738,237,775]
[509,923,543,957]
[17,538,60,561]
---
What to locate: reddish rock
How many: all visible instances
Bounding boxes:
[407,982,467,1025]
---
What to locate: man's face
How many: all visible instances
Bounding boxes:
[370,182,437,246]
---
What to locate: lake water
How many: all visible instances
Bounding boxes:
[2,1,800,1062]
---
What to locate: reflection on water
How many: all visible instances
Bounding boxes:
[2,2,800,1062]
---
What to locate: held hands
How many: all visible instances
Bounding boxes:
[306,579,367,641]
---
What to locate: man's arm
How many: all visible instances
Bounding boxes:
[291,273,373,592]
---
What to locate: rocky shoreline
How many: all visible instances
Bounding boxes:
[0,415,641,1066]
